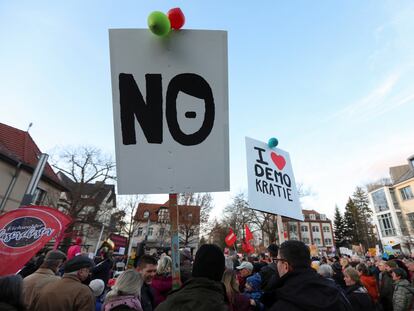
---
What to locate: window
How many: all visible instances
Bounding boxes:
[188,213,193,220]
[143,211,150,219]
[324,238,332,245]
[158,208,169,223]
[407,213,414,229]
[290,236,298,241]
[302,238,310,244]
[400,186,414,201]
[314,238,321,245]
[371,189,389,212]
[323,226,330,233]
[320,214,326,221]
[159,228,165,237]
[137,227,143,236]
[396,212,409,235]
[147,227,153,236]
[312,226,319,232]
[301,226,308,232]
[33,188,47,205]
[309,214,316,220]
[378,213,396,237]
[289,224,297,233]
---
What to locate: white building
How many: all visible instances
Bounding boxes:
[368,184,411,255]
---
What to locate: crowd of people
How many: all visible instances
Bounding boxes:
[1,240,414,311]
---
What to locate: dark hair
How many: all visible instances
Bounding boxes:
[392,268,407,280]
[137,255,157,268]
[356,263,369,276]
[267,244,279,258]
[0,275,25,310]
[279,240,310,269]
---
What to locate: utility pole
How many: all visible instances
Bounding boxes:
[20,153,49,206]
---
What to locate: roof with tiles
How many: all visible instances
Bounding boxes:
[0,122,65,190]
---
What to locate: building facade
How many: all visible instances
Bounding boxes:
[283,209,335,253]
[0,122,66,214]
[367,155,414,255]
[129,201,200,256]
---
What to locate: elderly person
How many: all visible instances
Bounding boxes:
[33,255,95,311]
[318,264,334,279]
[23,250,66,309]
[0,275,26,311]
[103,270,144,311]
[236,261,254,292]
[343,267,374,311]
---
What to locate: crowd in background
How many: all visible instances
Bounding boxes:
[1,239,414,311]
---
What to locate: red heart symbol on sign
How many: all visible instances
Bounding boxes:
[270,152,286,170]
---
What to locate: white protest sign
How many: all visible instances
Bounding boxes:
[109,29,229,194]
[245,137,303,220]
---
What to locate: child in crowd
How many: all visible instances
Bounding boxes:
[244,273,264,311]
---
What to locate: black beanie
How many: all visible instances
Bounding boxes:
[192,244,225,282]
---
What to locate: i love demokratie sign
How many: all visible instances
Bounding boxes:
[245,137,303,220]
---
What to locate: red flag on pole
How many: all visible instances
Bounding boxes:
[242,238,254,254]
[245,224,253,242]
[225,228,237,247]
[0,206,72,276]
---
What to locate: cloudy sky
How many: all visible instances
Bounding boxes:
[1,1,414,219]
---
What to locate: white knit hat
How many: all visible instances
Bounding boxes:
[89,279,105,297]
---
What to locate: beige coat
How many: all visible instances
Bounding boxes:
[23,268,61,309]
[33,274,95,311]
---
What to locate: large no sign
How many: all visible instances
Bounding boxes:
[109,29,229,194]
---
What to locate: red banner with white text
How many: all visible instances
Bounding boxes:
[0,206,72,276]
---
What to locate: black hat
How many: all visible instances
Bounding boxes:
[267,244,279,257]
[64,255,95,273]
[45,250,67,261]
[192,244,225,282]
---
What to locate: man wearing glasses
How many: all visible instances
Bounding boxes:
[268,240,352,311]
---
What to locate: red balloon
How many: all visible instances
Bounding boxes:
[167,7,185,30]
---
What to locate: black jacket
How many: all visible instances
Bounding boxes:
[141,282,155,311]
[269,268,353,311]
[345,284,375,311]
[155,277,229,311]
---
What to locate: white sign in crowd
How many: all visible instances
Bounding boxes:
[245,137,303,220]
[109,29,229,194]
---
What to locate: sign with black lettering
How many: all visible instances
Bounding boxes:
[109,29,229,194]
[245,137,303,220]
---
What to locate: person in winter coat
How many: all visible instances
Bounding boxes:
[379,260,396,311]
[91,248,114,287]
[356,262,379,303]
[151,256,172,307]
[33,255,95,311]
[67,237,83,260]
[102,270,144,311]
[269,240,352,311]
[222,269,251,311]
[23,250,67,309]
[392,268,414,311]
[135,255,157,311]
[155,244,229,311]
[89,279,105,311]
[244,273,264,311]
[0,275,26,311]
[343,267,375,311]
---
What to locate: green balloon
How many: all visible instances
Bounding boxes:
[148,11,171,36]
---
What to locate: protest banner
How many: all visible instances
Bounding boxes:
[109,29,229,194]
[0,206,72,275]
[245,137,303,220]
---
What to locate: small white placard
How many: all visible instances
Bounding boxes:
[245,137,303,220]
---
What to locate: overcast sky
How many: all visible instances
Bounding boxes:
[1,1,414,219]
